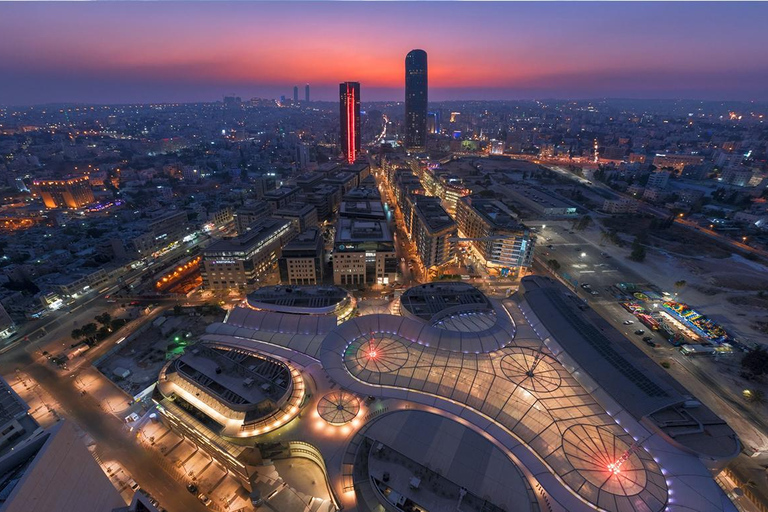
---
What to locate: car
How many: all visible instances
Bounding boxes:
[634,329,645,335]
[547,245,554,249]
[622,320,634,325]
[187,483,198,494]
[546,237,553,241]
[590,290,599,296]
[642,336,652,342]
[580,283,591,289]
[198,494,212,506]
[128,479,140,491]
[149,498,160,507]
[645,339,657,347]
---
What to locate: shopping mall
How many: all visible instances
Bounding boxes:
[153,279,739,512]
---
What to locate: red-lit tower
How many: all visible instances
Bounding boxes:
[340,81,361,164]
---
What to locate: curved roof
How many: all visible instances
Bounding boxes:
[321,314,669,512]
[246,285,351,315]
[199,290,737,512]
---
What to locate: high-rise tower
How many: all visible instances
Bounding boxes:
[340,82,361,164]
[305,84,310,102]
[405,49,428,150]
[293,85,299,102]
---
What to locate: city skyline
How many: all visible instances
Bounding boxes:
[2,2,768,105]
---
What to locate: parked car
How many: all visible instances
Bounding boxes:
[128,479,140,491]
[198,494,212,506]
[186,483,198,494]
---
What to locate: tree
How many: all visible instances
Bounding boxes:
[71,328,83,340]
[95,312,112,326]
[742,346,768,377]
[629,237,646,262]
[80,323,98,340]
[547,259,561,271]
[674,280,687,290]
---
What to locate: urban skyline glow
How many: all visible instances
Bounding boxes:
[1,2,768,105]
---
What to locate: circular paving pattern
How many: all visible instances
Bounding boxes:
[346,332,410,374]
[317,391,360,425]
[499,348,562,393]
[562,424,647,497]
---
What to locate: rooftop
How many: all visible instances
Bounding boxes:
[461,196,522,231]
[335,218,392,244]
[246,285,350,313]
[170,344,291,408]
[400,282,494,326]
[413,198,456,233]
[339,199,386,219]
[274,201,315,217]
[204,218,292,254]
[343,186,381,201]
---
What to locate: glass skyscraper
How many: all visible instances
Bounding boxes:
[405,49,428,150]
[340,82,361,164]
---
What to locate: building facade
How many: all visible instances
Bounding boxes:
[405,49,428,150]
[412,197,457,269]
[339,82,361,164]
[278,227,325,285]
[32,176,95,209]
[456,196,534,275]
[202,218,295,292]
[333,219,398,286]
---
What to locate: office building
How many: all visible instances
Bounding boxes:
[455,196,535,275]
[234,201,271,235]
[201,218,295,292]
[339,198,386,220]
[333,218,398,286]
[305,84,310,103]
[263,186,300,211]
[339,82,361,164]
[278,227,325,285]
[293,85,298,102]
[412,197,457,269]
[131,210,190,255]
[32,176,95,209]
[427,111,440,134]
[405,49,428,150]
[273,202,318,233]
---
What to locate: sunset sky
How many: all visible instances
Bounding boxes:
[1,2,767,105]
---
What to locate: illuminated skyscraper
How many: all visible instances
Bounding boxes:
[305,83,310,102]
[405,49,428,150]
[339,82,361,164]
[293,85,299,102]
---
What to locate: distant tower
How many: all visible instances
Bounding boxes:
[293,85,299,102]
[340,82,361,164]
[305,84,310,103]
[405,49,428,150]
